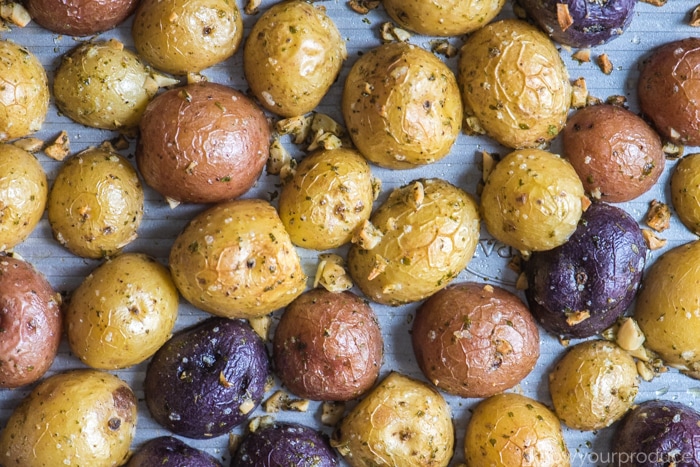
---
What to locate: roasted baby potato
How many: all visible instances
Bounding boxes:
[0,143,47,251]
[342,41,462,169]
[481,148,585,253]
[47,147,144,259]
[412,282,540,398]
[243,0,346,117]
[279,147,374,250]
[0,255,61,388]
[26,0,137,36]
[465,393,570,467]
[0,369,137,466]
[671,152,700,235]
[383,0,506,36]
[132,0,243,75]
[273,288,383,401]
[53,40,159,132]
[169,199,306,318]
[66,253,179,370]
[347,178,480,306]
[458,19,571,149]
[332,372,454,467]
[0,39,49,142]
[136,82,270,204]
[549,340,639,430]
[145,317,269,439]
[127,436,223,467]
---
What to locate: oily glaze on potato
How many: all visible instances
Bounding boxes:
[383,0,506,36]
[412,282,539,398]
[671,153,700,235]
[169,199,306,319]
[48,147,144,259]
[0,369,137,467]
[332,372,454,467]
[481,148,585,253]
[0,255,61,388]
[347,178,480,306]
[273,288,383,401]
[0,40,49,142]
[132,0,243,75]
[66,253,180,370]
[342,42,462,169]
[279,147,374,250]
[136,82,270,204]
[26,0,137,36]
[465,393,570,467]
[127,436,223,467]
[0,143,47,251]
[458,19,571,149]
[244,0,346,117]
[563,104,665,203]
[549,340,639,431]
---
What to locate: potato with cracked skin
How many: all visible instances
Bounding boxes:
[549,340,639,431]
[169,198,306,319]
[48,147,144,259]
[26,0,138,36]
[383,0,506,36]
[412,282,539,398]
[243,0,347,117]
[347,178,480,306]
[0,143,47,251]
[273,288,383,401]
[0,255,62,389]
[342,41,462,169]
[0,40,49,142]
[465,393,570,467]
[458,19,571,149]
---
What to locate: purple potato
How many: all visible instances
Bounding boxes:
[127,436,222,466]
[145,318,269,439]
[231,422,338,467]
[524,202,647,338]
[517,0,636,48]
[613,400,700,466]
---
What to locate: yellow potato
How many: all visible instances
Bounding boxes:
[671,153,700,235]
[384,0,506,36]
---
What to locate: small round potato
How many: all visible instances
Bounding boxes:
[563,104,665,203]
[481,148,585,253]
[279,147,375,250]
[342,41,462,169]
[412,282,540,398]
[458,19,571,149]
[0,40,49,142]
[465,393,570,467]
[0,255,61,388]
[66,253,180,370]
[136,82,270,204]
[48,147,144,259]
[0,369,137,467]
[0,143,47,251]
[273,288,383,401]
[127,436,223,467]
[26,0,138,36]
[54,40,159,131]
[332,372,454,467]
[638,38,700,146]
[243,0,347,117]
[671,153,700,235]
[169,198,307,319]
[132,0,243,75]
[383,0,506,36]
[549,340,639,431]
[347,178,480,306]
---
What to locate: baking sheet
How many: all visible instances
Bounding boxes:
[4,0,700,465]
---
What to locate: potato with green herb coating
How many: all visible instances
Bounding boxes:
[332,372,454,467]
[342,42,462,169]
[347,178,480,306]
[279,147,374,250]
[169,198,306,319]
[243,0,347,117]
[48,147,144,259]
[671,153,700,235]
[383,0,506,36]
[458,19,571,149]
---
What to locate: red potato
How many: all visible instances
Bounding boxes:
[26,0,138,36]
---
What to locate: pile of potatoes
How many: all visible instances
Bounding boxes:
[3,0,700,465]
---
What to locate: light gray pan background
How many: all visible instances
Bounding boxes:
[4,0,700,465]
